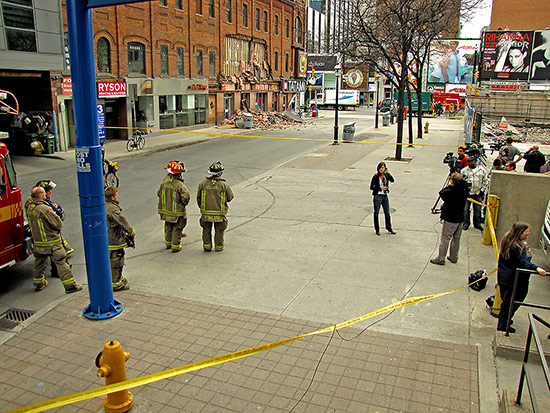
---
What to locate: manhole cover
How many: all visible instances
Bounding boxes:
[0,308,35,330]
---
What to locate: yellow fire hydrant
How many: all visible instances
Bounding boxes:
[96,341,133,413]
[424,121,429,134]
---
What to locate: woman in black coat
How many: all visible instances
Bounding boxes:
[497,222,547,333]
[369,162,396,236]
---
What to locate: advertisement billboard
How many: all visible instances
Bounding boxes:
[307,54,338,72]
[428,39,480,84]
[531,30,550,81]
[481,31,534,81]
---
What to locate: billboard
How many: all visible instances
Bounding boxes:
[307,54,338,72]
[481,31,534,81]
[531,30,550,81]
[428,39,480,84]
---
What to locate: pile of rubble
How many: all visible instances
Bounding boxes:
[218,111,304,130]
[482,117,550,144]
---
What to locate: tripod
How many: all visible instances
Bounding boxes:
[431,173,454,214]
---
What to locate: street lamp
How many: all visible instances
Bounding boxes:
[332,64,341,145]
[374,73,379,128]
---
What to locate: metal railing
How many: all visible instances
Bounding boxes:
[505,269,550,336]
[515,313,550,411]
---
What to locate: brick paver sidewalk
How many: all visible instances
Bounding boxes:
[0,290,479,412]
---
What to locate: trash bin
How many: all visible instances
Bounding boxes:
[342,122,356,142]
[382,113,391,126]
[243,112,254,129]
[40,134,56,154]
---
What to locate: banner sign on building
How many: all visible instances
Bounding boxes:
[531,30,550,80]
[481,31,534,81]
[97,104,105,141]
[307,54,338,72]
[62,77,72,95]
[428,39,480,84]
[281,79,306,93]
[97,81,127,98]
[297,51,308,78]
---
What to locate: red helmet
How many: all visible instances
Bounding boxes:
[166,161,185,175]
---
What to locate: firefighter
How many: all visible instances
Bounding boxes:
[34,180,74,278]
[105,186,134,291]
[157,160,190,253]
[196,161,234,252]
[26,186,82,293]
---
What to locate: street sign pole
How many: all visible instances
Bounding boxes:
[66,0,122,320]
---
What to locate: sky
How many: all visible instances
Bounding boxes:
[460,0,492,39]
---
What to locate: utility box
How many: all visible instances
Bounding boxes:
[343,122,356,141]
[243,113,253,129]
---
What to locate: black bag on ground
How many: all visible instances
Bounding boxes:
[468,269,488,291]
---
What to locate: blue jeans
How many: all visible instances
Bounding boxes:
[373,194,392,232]
[464,192,483,229]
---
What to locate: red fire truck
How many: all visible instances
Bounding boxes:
[0,142,31,269]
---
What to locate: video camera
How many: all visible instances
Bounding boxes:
[443,152,462,173]
[464,142,485,161]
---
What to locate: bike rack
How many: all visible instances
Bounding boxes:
[515,313,550,411]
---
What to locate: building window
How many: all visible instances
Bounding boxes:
[97,37,111,73]
[208,0,214,18]
[209,51,216,79]
[197,49,203,77]
[128,42,146,74]
[196,0,202,14]
[274,15,278,36]
[159,0,167,6]
[274,51,278,72]
[176,0,183,9]
[242,4,248,27]
[226,0,231,23]
[263,11,268,32]
[255,8,260,31]
[295,17,302,44]
[160,45,169,75]
[285,19,289,38]
[285,53,288,72]
[2,0,37,52]
[177,47,184,76]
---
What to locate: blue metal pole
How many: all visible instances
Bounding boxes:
[65,0,122,320]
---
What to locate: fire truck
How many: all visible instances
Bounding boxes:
[0,142,31,269]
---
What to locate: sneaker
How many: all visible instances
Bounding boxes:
[35,280,48,292]
[430,258,445,265]
[172,245,183,253]
[497,326,515,333]
[376,231,381,236]
[446,256,457,264]
[65,284,83,294]
[387,230,397,235]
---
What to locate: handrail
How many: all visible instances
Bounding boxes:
[515,313,550,411]
[505,268,550,336]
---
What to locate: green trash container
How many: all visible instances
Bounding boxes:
[40,134,55,154]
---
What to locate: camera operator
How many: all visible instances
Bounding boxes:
[457,146,469,169]
[461,158,488,232]
[430,173,468,265]
[519,145,546,173]
[498,137,521,164]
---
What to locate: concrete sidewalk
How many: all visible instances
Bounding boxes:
[1,114,548,412]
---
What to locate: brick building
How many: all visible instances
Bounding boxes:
[490,0,550,31]
[54,0,306,145]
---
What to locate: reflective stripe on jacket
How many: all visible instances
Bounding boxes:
[26,200,63,254]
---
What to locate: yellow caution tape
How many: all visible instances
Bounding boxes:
[8,268,497,413]
[103,125,459,148]
[467,197,499,261]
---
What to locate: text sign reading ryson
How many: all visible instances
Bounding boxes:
[97,81,127,98]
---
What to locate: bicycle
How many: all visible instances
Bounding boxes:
[127,129,145,152]
[103,159,119,188]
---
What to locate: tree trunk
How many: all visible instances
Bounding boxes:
[407,82,413,146]
[416,70,424,139]
[395,76,407,160]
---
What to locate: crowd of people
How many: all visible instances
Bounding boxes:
[25,160,233,294]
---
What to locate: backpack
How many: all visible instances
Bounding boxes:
[468,269,488,291]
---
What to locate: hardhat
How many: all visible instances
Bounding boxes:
[36,180,57,191]
[166,161,185,175]
[207,161,224,176]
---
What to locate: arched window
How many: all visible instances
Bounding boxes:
[128,42,146,74]
[295,17,302,44]
[97,37,111,73]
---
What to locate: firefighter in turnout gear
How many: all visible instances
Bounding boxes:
[34,180,73,278]
[25,187,82,293]
[197,161,234,251]
[157,160,190,253]
[105,186,135,291]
